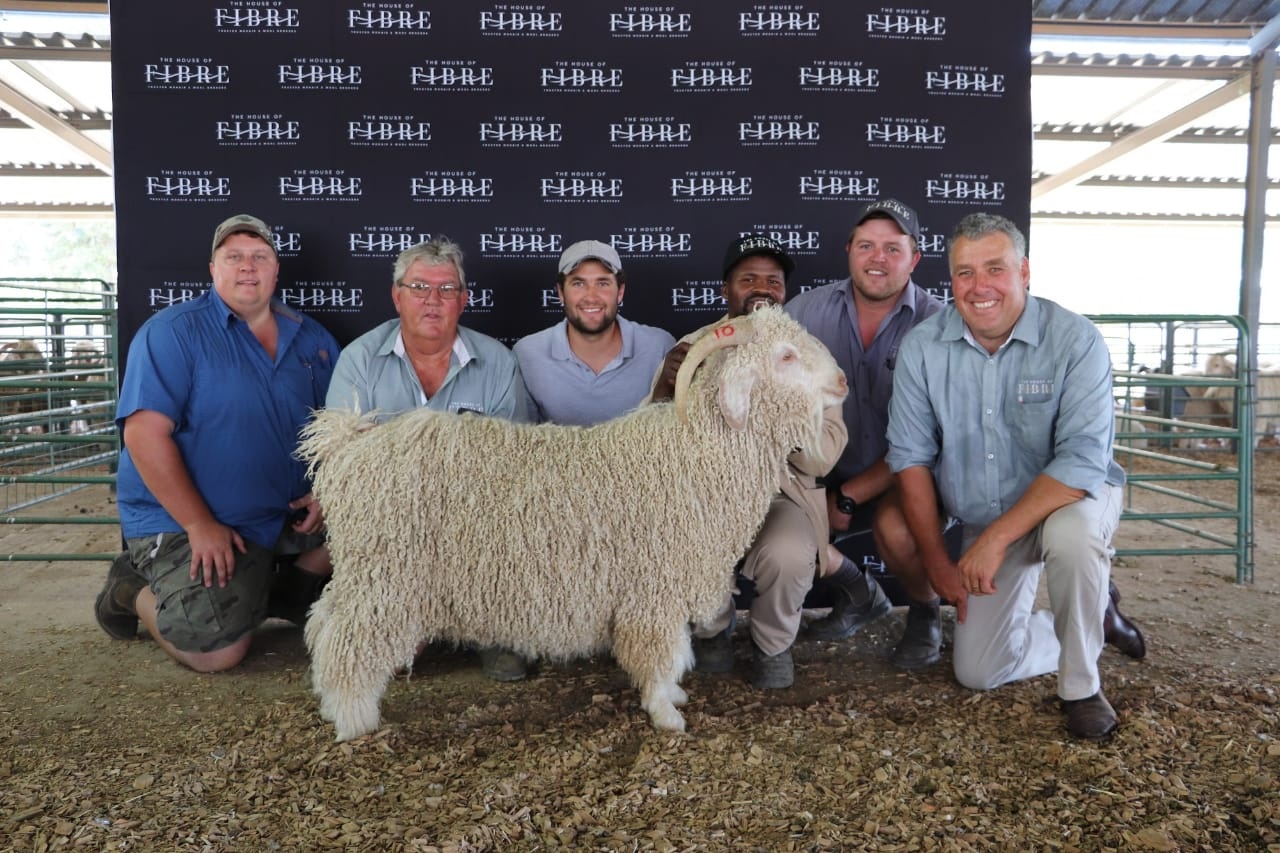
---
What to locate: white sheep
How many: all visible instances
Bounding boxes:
[297,308,848,742]
[1200,351,1280,446]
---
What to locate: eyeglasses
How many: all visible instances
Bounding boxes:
[397,281,463,301]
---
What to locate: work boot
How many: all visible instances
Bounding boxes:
[1063,690,1118,740]
[750,642,794,690]
[890,600,942,670]
[478,646,529,682]
[94,552,145,640]
[692,630,735,674]
[807,561,892,640]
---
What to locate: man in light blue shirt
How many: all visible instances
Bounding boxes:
[326,238,529,423]
[514,240,675,426]
[886,212,1143,740]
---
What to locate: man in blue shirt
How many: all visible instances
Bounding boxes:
[325,236,532,681]
[515,240,675,426]
[95,214,339,672]
[886,212,1144,740]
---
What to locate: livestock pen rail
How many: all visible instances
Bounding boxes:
[1,278,119,561]
[1092,314,1256,583]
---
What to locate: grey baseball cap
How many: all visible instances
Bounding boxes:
[558,240,622,276]
[211,214,277,259]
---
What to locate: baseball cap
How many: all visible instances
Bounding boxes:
[721,233,795,280]
[558,240,622,276]
[211,214,276,259]
[851,198,922,242]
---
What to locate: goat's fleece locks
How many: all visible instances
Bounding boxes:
[299,307,849,741]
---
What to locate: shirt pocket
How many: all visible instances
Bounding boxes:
[1010,399,1057,462]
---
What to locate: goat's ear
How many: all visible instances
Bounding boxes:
[717,363,759,430]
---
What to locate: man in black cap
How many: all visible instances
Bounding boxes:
[651,234,848,690]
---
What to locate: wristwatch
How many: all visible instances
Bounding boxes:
[835,492,857,515]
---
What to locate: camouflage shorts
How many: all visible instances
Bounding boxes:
[126,528,323,654]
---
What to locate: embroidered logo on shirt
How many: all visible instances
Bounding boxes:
[1017,379,1054,403]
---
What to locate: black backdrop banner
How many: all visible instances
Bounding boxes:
[110,2,1030,351]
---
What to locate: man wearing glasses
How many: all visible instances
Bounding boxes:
[326,236,530,422]
[325,236,532,680]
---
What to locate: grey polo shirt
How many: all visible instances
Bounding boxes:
[325,318,531,422]
[886,295,1125,530]
[785,279,942,483]
[513,316,675,426]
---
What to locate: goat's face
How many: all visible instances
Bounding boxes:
[715,315,847,431]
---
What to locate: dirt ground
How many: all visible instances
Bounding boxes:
[1,452,1277,851]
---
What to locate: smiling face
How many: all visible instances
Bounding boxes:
[722,254,787,318]
[949,231,1031,354]
[846,216,921,305]
[209,232,279,319]
[558,259,623,336]
[392,258,466,350]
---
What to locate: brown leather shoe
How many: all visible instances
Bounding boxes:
[1062,690,1117,740]
[1104,581,1146,659]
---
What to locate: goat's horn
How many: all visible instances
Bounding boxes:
[673,315,758,423]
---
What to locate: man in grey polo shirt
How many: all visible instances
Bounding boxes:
[784,199,945,667]
[514,240,675,426]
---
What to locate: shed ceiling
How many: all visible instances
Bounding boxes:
[0,0,1276,221]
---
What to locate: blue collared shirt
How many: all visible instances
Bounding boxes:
[514,316,676,426]
[325,318,531,422]
[785,279,943,482]
[886,295,1125,530]
[115,288,339,548]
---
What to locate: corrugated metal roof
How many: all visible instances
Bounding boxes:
[0,1,1275,220]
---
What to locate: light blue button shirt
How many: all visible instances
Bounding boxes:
[326,318,530,422]
[886,296,1125,530]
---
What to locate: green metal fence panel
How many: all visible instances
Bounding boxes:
[1090,314,1253,583]
[1,278,119,561]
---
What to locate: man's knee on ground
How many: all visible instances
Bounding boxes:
[953,656,1013,692]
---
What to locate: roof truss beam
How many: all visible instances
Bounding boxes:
[1031,71,1254,200]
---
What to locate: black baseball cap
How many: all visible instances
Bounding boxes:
[721,233,795,281]
[850,198,922,242]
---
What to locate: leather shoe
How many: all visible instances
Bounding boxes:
[1063,690,1117,740]
[1104,581,1146,659]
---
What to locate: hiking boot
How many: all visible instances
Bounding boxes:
[807,568,892,640]
[94,552,145,641]
[890,601,942,670]
[750,643,794,690]
[478,646,529,682]
[692,630,735,674]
